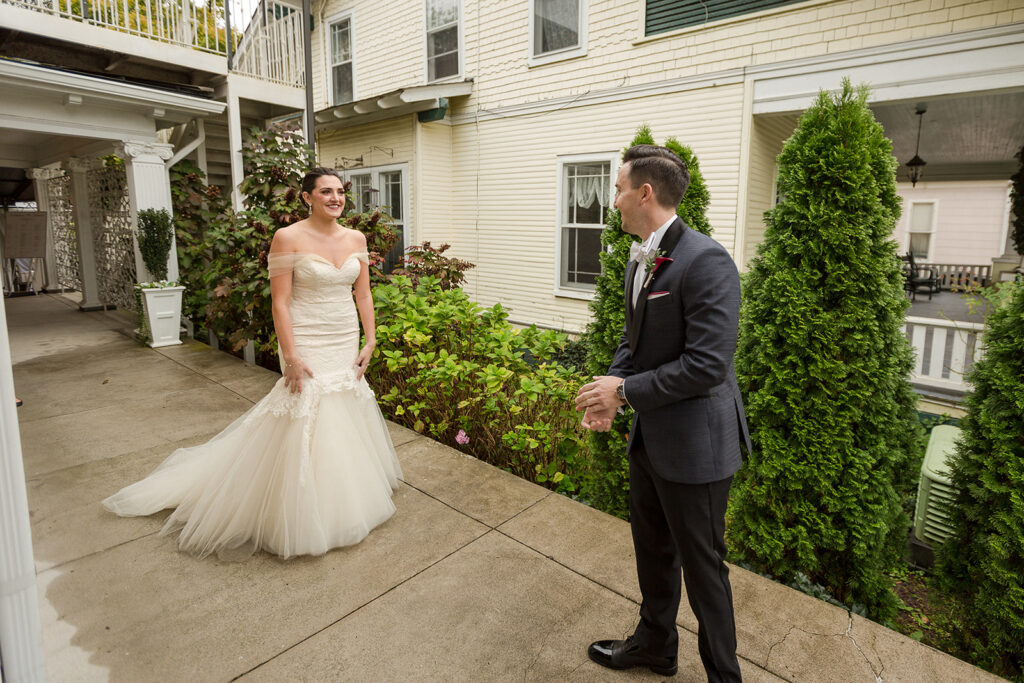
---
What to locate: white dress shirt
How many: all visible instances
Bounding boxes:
[631,216,676,308]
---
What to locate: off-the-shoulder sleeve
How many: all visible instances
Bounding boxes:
[268,252,301,278]
[354,251,370,264]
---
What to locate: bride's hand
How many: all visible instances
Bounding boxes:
[354,341,375,380]
[283,358,313,394]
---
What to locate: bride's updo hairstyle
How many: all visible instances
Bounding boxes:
[300,167,343,197]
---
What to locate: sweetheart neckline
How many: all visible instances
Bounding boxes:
[301,252,363,270]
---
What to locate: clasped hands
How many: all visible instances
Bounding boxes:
[575,375,624,432]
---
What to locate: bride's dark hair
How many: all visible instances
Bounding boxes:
[300,167,343,196]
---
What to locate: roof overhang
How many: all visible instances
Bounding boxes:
[315,81,473,130]
[0,58,226,130]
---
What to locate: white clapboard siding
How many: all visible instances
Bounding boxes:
[444,82,745,334]
[742,113,798,269]
[905,316,986,394]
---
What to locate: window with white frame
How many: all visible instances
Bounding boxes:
[558,157,611,292]
[908,201,936,261]
[426,0,460,82]
[341,165,409,273]
[329,16,354,105]
[532,0,583,57]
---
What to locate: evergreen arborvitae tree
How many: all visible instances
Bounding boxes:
[1010,146,1024,255]
[936,281,1024,681]
[581,125,713,518]
[727,81,923,618]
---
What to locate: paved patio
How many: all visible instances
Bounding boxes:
[7,292,1001,682]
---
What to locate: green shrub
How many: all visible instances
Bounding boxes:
[1010,147,1024,255]
[368,276,589,493]
[728,81,924,619]
[580,124,714,518]
[390,241,475,290]
[137,208,174,281]
[936,281,1024,681]
[170,161,230,325]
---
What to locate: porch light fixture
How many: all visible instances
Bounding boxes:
[906,103,927,187]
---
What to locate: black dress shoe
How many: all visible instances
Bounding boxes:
[588,636,677,676]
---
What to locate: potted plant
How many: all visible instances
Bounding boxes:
[135,207,184,347]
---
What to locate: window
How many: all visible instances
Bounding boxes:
[908,201,936,261]
[557,156,613,293]
[349,173,372,213]
[380,170,405,271]
[329,16,354,105]
[341,165,410,274]
[532,0,584,60]
[646,0,805,37]
[426,0,460,82]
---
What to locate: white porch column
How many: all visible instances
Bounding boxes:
[0,292,47,683]
[26,167,61,291]
[226,88,245,212]
[119,141,179,282]
[65,157,104,311]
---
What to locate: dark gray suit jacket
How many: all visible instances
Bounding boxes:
[609,218,751,484]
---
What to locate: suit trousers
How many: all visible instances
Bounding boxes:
[629,442,741,683]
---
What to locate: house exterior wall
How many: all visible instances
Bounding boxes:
[310,0,1022,331]
[312,0,1020,112]
[895,181,1011,266]
[742,113,798,268]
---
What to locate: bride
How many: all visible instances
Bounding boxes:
[103,167,403,559]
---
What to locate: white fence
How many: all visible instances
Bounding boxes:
[905,316,985,395]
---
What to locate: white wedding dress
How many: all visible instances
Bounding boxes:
[103,251,402,559]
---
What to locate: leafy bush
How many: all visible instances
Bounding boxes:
[368,276,589,493]
[137,208,174,281]
[1011,146,1024,256]
[936,281,1024,681]
[580,124,714,518]
[391,241,475,290]
[727,81,924,619]
[170,161,230,325]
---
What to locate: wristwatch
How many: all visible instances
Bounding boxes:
[615,379,627,405]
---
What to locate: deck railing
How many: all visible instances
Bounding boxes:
[919,263,991,290]
[231,0,304,86]
[905,316,985,395]
[1,0,303,86]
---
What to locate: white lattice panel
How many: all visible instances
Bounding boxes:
[46,173,81,292]
[88,164,137,311]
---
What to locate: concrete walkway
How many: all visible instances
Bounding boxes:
[7,293,1001,682]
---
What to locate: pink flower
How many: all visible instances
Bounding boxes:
[455,429,470,445]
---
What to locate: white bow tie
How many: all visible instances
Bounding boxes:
[629,242,649,263]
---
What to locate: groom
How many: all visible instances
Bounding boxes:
[576,145,750,681]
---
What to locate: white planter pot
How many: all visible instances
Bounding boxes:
[140,286,185,348]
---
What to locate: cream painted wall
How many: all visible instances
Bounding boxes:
[309,0,1021,331]
[742,113,798,268]
[312,0,1020,112]
[895,181,1010,266]
[448,82,745,334]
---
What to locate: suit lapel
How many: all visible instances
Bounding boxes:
[628,218,686,352]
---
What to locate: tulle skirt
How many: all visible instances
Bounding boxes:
[102,373,402,560]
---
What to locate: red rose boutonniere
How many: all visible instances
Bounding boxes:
[643,250,673,289]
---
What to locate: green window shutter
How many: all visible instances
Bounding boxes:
[646,0,808,36]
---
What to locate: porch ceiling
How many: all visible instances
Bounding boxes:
[872,91,1024,172]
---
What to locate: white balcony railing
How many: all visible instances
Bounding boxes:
[231,0,304,86]
[3,0,228,53]
[905,316,985,395]
[1,0,304,86]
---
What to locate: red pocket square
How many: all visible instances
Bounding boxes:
[647,291,670,300]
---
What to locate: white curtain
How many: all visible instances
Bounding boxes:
[568,172,608,210]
